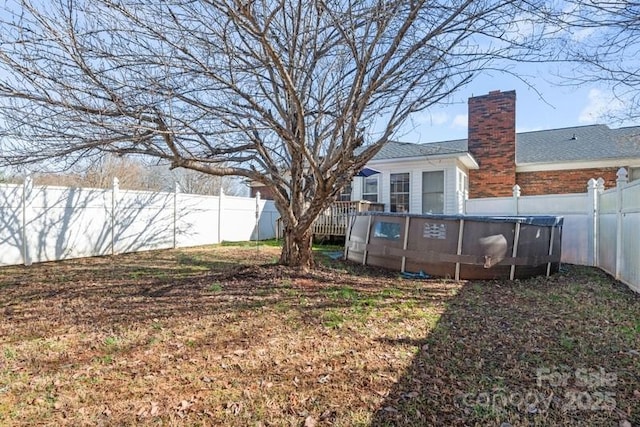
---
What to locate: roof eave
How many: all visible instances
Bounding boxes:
[516,157,640,172]
[459,153,479,170]
[370,151,478,168]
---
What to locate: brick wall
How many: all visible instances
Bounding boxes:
[467,90,517,198]
[516,168,620,195]
[250,185,276,200]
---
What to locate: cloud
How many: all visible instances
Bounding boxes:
[451,114,468,129]
[429,112,450,126]
[413,111,450,126]
[509,13,537,43]
[578,89,624,124]
[570,26,596,42]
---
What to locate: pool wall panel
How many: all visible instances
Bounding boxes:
[345,212,563,280]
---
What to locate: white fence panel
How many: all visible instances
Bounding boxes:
[518,194,590,265]
[623,179,640,212]
[176,194,220,247]
[0,180,278,267]
[620,213,640,293]
[26,186,113,263]
[619,180,640,292]
[598,188,618,276]
[518,193,588,214]
[257,203,279,241]
[556,214,591,266]
[114,190,175,254]
[0,184,24,266]
[599,191,617,214]
[597,213,617,275]
[220,195,275,242]
[465,197,513,215]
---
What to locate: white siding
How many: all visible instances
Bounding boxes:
[357,158,464,214]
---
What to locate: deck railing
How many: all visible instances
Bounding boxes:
[276,200,384,239]
[313,200,384,237]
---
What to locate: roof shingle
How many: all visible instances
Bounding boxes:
[516,124,640,164]
[371,124,640,164]
[372,139,467,161]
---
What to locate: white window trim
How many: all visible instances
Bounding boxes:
[362,175,379,202]
[421,170,445,214]
[390,172,410,213]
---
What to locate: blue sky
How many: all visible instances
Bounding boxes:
[396,65,633,144]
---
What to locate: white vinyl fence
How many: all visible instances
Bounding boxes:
[0,177,279,267]
[465,168,640,293]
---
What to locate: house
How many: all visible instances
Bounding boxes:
[347,139,477,214]
[252,90,640,216]
[348,90,640,214]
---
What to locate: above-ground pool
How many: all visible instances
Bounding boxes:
[345,212,563,280]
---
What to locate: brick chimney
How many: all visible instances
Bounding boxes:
[467,90,516,198]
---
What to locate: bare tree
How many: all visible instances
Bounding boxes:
[169,168,244,196]
[546,1,640,120]
[83,155,162,190]
[28,155,164,190]
[0,0,551,269]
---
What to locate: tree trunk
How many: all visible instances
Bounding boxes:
[280,225,314,271]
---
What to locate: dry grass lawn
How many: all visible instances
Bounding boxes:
[0,242,638,426]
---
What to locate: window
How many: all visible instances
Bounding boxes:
[373,221,401,240]
[630,167,640,182]
[390,173,410,212]
[458,170,468,194]
[422,171,444,214]
[362,176,378,202]
[338,183,352,201]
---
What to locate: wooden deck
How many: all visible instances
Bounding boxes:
[313,200,384,237]
[276,200,384,239]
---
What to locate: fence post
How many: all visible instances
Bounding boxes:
[173,182,180,249]
[615,168,628,279]
[22,175,33,266]
[512,184,521,215]
[111,177,119,256]
[217,187,224,244]
[587,178,598,266]
[255,191,261,243]
[594,178,605,267]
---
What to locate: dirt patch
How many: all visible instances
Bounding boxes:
[0,245,638,426]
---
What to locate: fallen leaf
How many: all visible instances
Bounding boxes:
[177,400,192,411]
[318,374,330,384]
[150,402,159,416]
[137,406,148,418]
[320,410,336,420]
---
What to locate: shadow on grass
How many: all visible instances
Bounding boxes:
[369,266,640,426]
[0,247,449,337]
[1,248,638,426]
